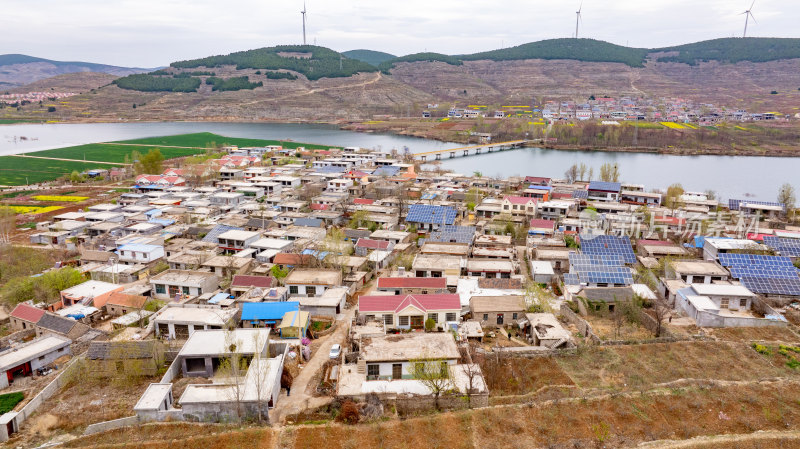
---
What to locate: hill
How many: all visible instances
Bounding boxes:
[655,37,800,65]
[0,54,155,88]
[9,72,118,94]
[341,49,396,66]
[169,45,378,81]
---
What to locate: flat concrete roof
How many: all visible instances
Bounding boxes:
[466,259,514,272]
[155,306,237,327]
[134,383,173,411]
[690,283,755,297]
[361,333,460,363]
[412,254,462,271]
[285,269,342,286]
[178,328,270,357]
[671,260,728,276]
[0,335,71,371]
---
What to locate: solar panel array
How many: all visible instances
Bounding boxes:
[718,253,794,268]
[763,236,800,257]
[740,277,800,296]
[427,225,476,244]
[563,273,580,285]
[588,181,622,192]
[572,190,588,199]
[573,267,634,285]
[579,235,637,264]
[728,199,783,211]
[720,251,800,296]
[729,266,799,280]
[569,253,625,267]
[406,204,457,225]
[201,224,244,244]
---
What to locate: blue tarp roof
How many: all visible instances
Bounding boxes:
[241,301,300,321]
[208,292,231,304]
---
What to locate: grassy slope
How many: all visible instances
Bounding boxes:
[0,157,115,185]
[341,49,397,67]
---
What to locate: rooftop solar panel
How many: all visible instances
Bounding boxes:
[718,253,794,268]
[579,235,637,264]
[201,224,244,244]
[740,276,800,296]
[763,236,800,257]
[729,266,800,280]
[572,190,589,199]
[569,252,625,266]
[406,204,457,225]
[729,199,784,211]
[427,225,476,244]
[563,273,580,285]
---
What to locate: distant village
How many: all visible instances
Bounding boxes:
[427,95,797,124]
[1,140,799,442]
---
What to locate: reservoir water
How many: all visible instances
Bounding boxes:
[1,121,798,201]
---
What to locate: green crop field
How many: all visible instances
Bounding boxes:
[0,157,115,186]
[31,132,331,164]
[0,132,335,185]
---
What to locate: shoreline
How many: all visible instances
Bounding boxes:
[2,117,800,158]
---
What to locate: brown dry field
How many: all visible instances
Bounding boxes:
[709,326,800,343]
[76,381,799,449]
[556,341,797,391]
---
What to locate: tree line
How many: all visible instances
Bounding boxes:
[170,45,377,81]
[206,76,263,91]
[113,74,201,92]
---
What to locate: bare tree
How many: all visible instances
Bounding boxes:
[650,296,671,338]
[409,357,454,411]
[459,342,484,408]
[564,164,578,184]
[218,330,247,419]
[250,331,271,423]
[0,207,14,245]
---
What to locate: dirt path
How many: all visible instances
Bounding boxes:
[9,154,130,166]
[271,307,355,424]
[634,430,800,448]
[247,72,383,105]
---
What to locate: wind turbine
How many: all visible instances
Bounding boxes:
[741,0,756,38]
[301,1,308,45]
[575,2,583,38]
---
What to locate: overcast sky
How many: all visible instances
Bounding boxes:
[3,0,796,67]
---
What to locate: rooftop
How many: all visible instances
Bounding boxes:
[361,333,460,362]
[178,328,271,357]
[0,335,71,371]
[285,269,342,286]
[155,306,237,326]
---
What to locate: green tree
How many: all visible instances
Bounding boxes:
[134,149,164,175]
[409,358,453,410]
[69,171,84,183]
[664,183,685,212]
[778,183,797,220]
[425,317,436,332]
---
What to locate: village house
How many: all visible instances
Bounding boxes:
[285,269,343,297]
[60,280,123,309]
[117,243,165,265]
[104,292,148,316]
[376,277,449,295]
[153,304,238,339]
[150,270,220,300]
[9,303,45,332]
[87,340,165,377]
[0,335,71,388]
[469,295,525,326]
[358,294,461,330]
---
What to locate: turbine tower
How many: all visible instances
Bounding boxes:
[741,0,756,38]
[301,2,308,45]
[575,2,583,38]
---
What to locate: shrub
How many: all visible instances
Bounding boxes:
[752,343,772,356]
[787,357,800,370]
[336,400,360,424]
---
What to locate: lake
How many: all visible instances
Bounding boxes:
[1,121,798,201]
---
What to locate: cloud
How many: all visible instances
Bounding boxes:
[1,0,795,66]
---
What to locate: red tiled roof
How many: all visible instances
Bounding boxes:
[353,198,374,205]
[551,192,573,200]
[355,238,390,250]
[10,303,45,323]
[524,176,551,184]
[310,204,329,211]
[231,275,273,289]
[377,277,447,289]
[272,253,315,266]
[529,218,555,229]
[504,195,535,205]
[654,216,686,226]
[358,294,460,313]
[105,292,148,308]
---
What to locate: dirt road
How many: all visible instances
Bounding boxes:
[270,307,355,424]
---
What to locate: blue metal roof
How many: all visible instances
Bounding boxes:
[241,301,300,321]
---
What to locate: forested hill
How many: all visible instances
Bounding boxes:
[341,49,396,66]
[377,37,800,69]
[170,45,378,81]
[654,37,800,65]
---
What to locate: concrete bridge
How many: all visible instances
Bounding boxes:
[413,140,528,162]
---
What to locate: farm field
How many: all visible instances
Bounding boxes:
[30,132,330,164]
[0,156,116,185]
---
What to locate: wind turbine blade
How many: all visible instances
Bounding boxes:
[750,0,756,10]
[578,1,583,13]
[749,12,757,24]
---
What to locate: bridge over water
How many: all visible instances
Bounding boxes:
[413,140,528,161]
